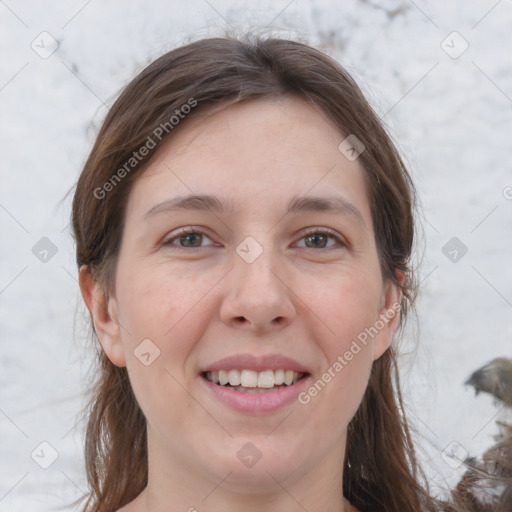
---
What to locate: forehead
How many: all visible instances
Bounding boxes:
[127,96,372,223]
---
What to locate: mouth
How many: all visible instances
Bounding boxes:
[201,369,309,394]
[199,353,312,413]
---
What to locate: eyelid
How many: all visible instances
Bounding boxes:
[161,226,216,250]
[296,226,347,248]
[161,226,347,250]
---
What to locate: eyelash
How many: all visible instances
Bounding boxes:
[161,226,347,251]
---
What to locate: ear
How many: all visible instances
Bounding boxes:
[79,265,126,367]
[373,270,404,360]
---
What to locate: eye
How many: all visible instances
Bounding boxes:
[162,227,215,250]
[161,226,346,251]
[296,228,346,249]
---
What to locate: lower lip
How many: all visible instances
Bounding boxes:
[199,375,311,414]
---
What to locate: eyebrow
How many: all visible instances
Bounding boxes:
[144,193,366,227]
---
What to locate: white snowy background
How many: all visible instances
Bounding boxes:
[1,1,511,510]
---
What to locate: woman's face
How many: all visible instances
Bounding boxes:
[86,96,401,497]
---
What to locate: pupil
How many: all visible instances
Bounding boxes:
[181,233,201,247]
[306,234,327,248]
[179,233,328,249]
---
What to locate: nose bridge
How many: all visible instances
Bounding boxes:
[233,234,284,296]
[219,234,295,329]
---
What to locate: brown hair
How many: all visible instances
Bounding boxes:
[73,35,454,511]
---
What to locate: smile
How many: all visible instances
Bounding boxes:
[200,370,311,413]
[202,369,307,393]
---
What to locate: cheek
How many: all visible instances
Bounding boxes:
[116,263,221,347]
[115,269,210,435]
[298,267,380,417]
[312,265,382,349]
[299,330,374,441]
[114,264,224,410]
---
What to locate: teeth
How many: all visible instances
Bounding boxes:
[284,370,294,385]
[219,370,229,386]
[257,370,274,388]
[228,369,240,386]
[241,369,258,387]
[204,369,305,388]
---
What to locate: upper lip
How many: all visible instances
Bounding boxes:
[201,354,310,374]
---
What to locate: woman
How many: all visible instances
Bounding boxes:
[72,35,467,512]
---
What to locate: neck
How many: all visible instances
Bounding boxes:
[130,429,353,512]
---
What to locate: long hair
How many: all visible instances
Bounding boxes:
[73,35,450,511]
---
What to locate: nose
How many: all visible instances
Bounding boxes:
[219,245,296,334]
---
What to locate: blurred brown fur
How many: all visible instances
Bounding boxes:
[465,358,512,406]
[451,358,512,511]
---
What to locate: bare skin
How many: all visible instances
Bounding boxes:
[81,96,401,512]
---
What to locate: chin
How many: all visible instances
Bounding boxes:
[202,438,310,493]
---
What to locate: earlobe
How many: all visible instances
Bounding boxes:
[373,270,404,360]
[78,265,126,367]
